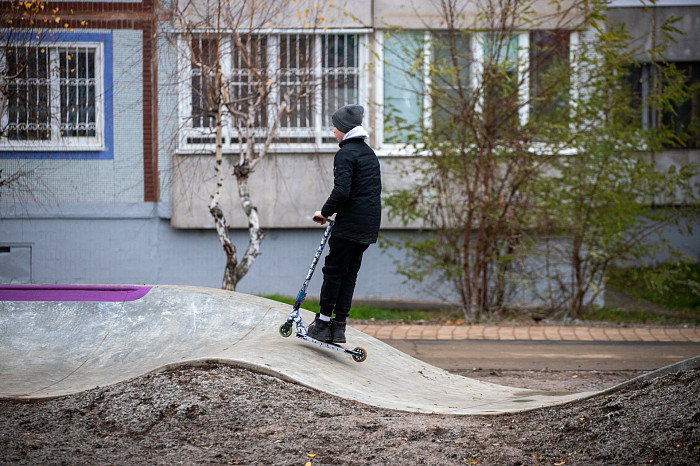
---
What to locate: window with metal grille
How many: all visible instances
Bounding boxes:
[191,38,217,129]
[1,44,103,150]
[279,34,312,131]
[181,32,364,150]
[231,35,268,129]
[6,47,51,141]
[59,47,97,138]
[322,34,359,133]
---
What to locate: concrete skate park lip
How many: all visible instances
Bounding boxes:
[1,284,605,414]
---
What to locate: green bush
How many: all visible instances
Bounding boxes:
[606,262,700,311]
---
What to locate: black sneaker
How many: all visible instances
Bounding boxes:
[307,315,332,342]
[331,320,346,344]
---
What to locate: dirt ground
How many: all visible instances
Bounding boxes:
[1,363,698,465]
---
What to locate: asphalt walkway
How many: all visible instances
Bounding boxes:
[353,323,700,342]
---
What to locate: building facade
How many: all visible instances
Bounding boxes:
[1,0,698,305]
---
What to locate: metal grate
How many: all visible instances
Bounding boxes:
[59,47,97,137]
[279,34,313,129]
[322,34,358,127]
[191,38,218,128]
[229,35,267,128]
[183,32,362,148]
[6,47,52,141]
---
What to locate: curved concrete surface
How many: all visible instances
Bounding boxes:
[0,285,598,414]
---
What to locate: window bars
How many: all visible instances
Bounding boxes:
[184,33,362,149]
[191,38,218,128]
[6,47,51,140]
[322,34,358,130]
[3,45,100,146]
[59,47,97,138]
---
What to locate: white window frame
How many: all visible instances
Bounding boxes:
[0,41,105,151]
[376,29,576,155]
[177,30,371,154]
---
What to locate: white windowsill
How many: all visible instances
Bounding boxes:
[0,142,106,152]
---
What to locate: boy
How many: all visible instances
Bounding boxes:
[307,104,382,344]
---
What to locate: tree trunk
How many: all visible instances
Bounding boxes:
[232,169,264,285]
[208,85,239,291]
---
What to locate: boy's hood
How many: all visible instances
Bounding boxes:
[342,126,369,140]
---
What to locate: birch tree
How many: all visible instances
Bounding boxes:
[166,0,324,290]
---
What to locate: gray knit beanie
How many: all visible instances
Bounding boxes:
[331,104,364,133]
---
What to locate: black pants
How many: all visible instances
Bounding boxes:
[319,236,370,322]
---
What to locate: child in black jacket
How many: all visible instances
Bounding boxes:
[308,104,382,344]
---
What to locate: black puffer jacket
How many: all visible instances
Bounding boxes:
[321,137,382,244]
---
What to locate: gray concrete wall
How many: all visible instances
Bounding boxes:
[176,0,584,31]
[169,153,422,229]
[0,203,428,301]
[607,6,700,61]
[374,0,584,29]
[1,202,698,305]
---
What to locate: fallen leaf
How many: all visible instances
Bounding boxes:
[307,453,318,458]
[275,440,283,443]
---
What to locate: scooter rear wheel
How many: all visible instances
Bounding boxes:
[351,347,367,363]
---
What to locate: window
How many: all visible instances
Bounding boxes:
[431,31,471,136]
[322,34,359,141]
[190,38,218,129]
[625,61,700,149]
[279,34,313,139]
[380,30,473,145]
[483,33,520,136]
[180,33,366,150]
[663,62,700,149]
[529,30,570,126]
[1,43,103,150]
[379,30,580,148]
[383,31,425,144]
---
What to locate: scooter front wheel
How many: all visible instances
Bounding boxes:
[279,322,293,337]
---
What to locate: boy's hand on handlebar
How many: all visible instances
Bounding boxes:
[313,211,327,225]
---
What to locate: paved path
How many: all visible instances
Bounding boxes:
[354,323,700,342]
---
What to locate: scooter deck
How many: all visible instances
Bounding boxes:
[279,318,367,362]
[295,333,367,362]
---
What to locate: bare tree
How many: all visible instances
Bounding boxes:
[165,0,325,290]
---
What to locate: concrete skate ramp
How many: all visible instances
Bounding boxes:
[0,285,597,414]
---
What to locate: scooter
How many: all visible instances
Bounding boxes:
[278,218,367,363]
